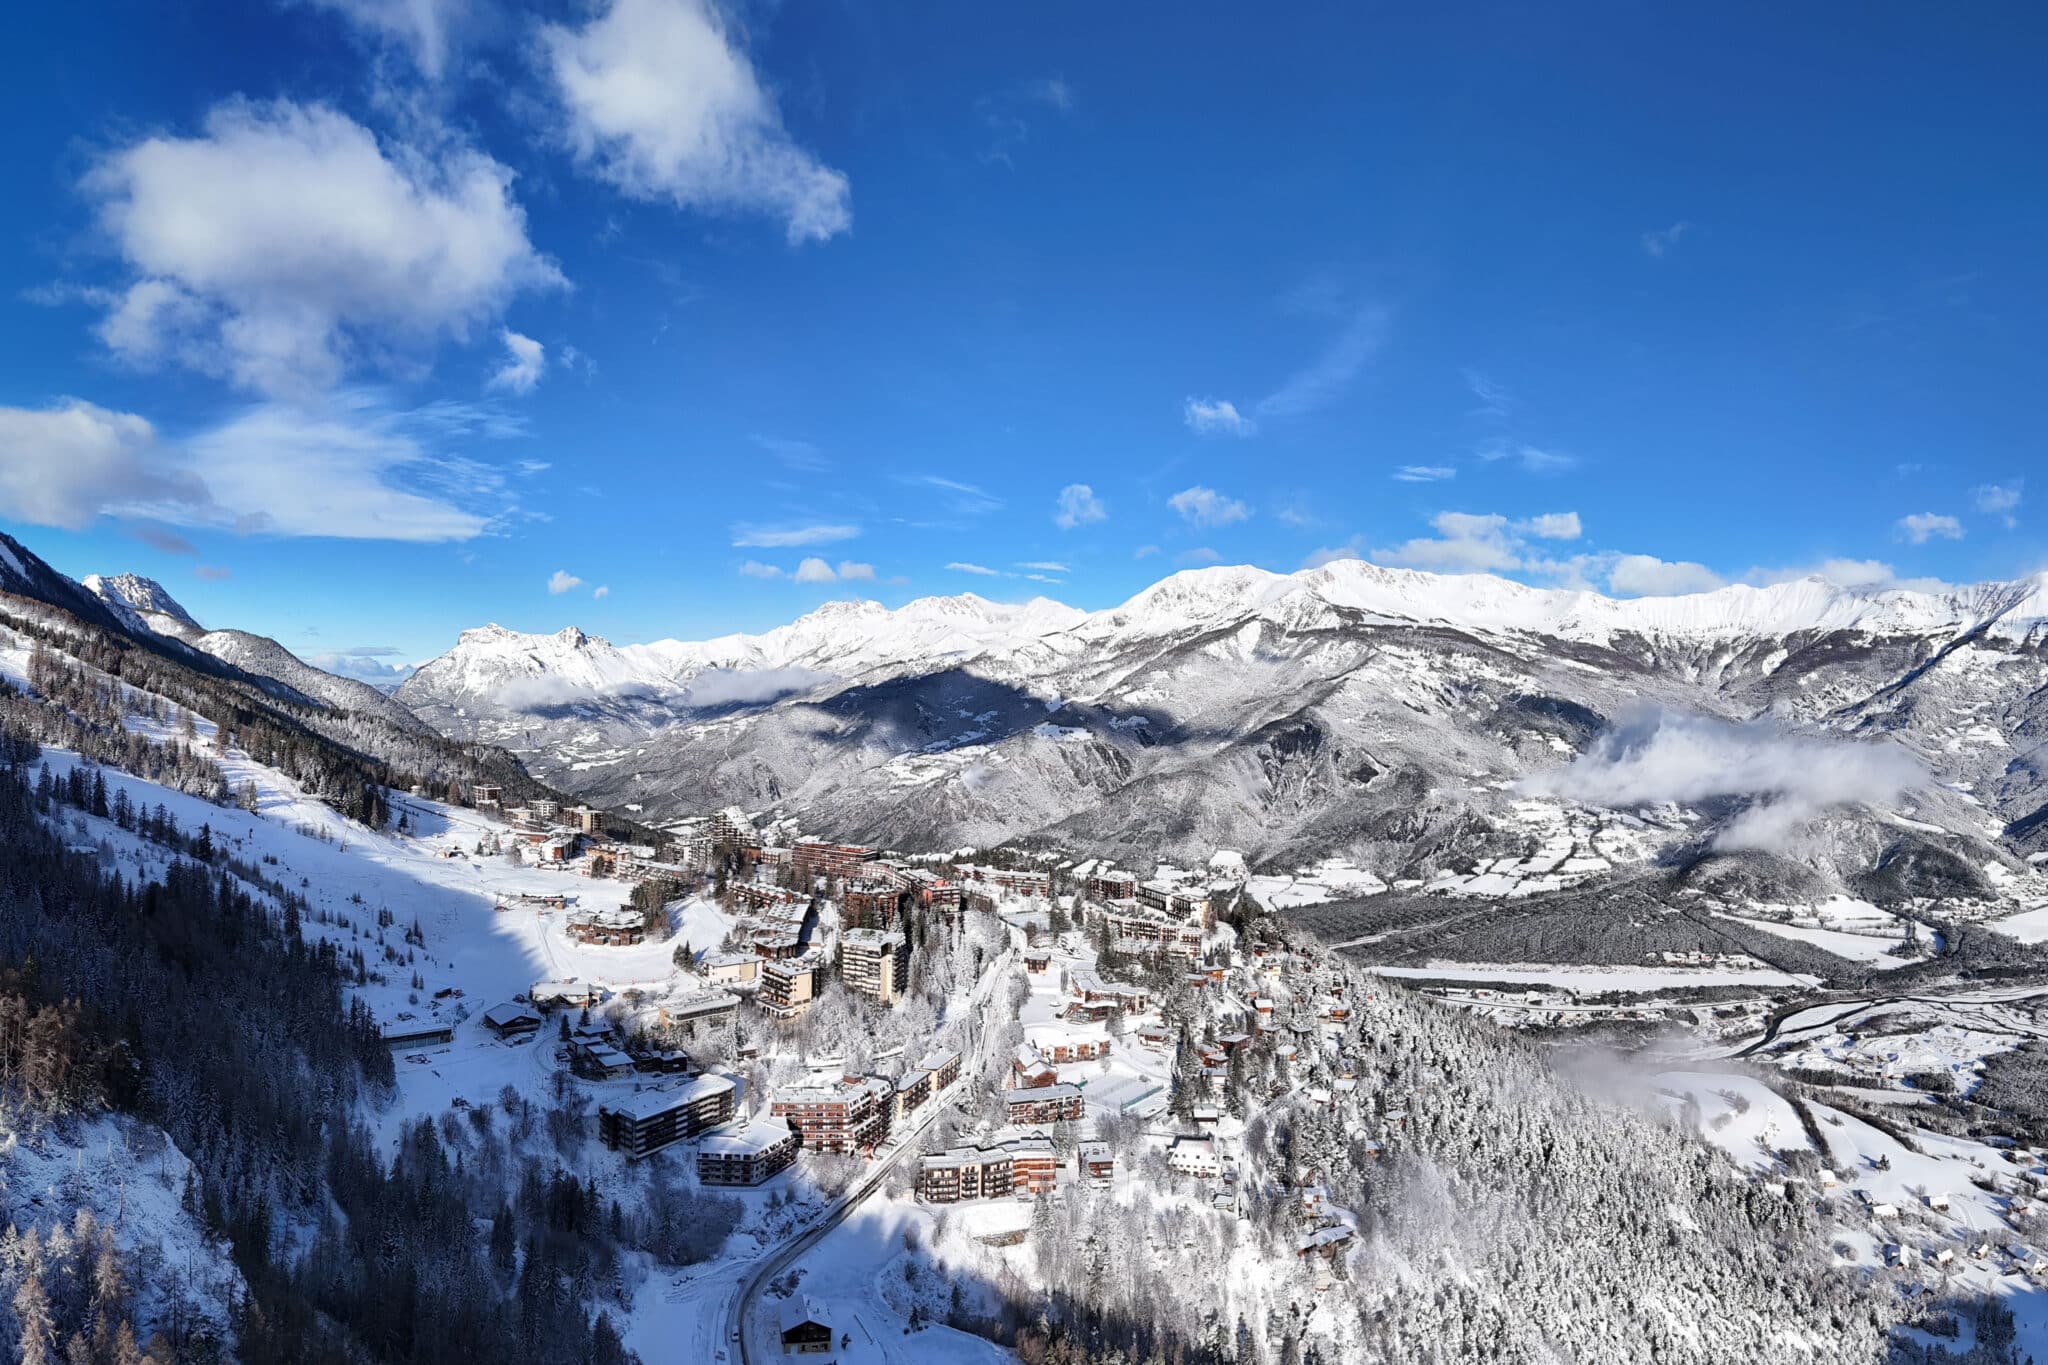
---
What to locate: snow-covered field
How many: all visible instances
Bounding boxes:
[1371,962,1817,991]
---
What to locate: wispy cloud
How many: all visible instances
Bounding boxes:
[1640,221,1692,259]
[731,522,860,548]
[977,74,1077,164]
[1183,396,1255,437]
[1895,511,1963,544]
[752,434,829,473]
[1478,441,1578,475]
[1255,305,1390,420]
[946,561,1001,576]
[1017,560,1068,573]
[905,474,1002,515]
[1054,483,1106,529]
[1168,485,1251,528]
[1393,465,1456,483]
[1463,369,1513,420]
[1973,481,2022,528]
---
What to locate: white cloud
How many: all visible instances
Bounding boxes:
[1641,221,1691,259]
[835,561,876,581]
[487,329,545,394]
[1393,465,1455,483]
[1520,511,1582,541]
[592,585,610,599]
[908,474,1002,515]
[731,522,859,548]
[1168,485,1251,528]
[541,0,851,245]
[82,98,562,397]
[1375,511,1519,573]
[792,556,837,583]
[1741,558,1955,594]
[1974,481,2022,528]
[547,569,584,593]
[1605,553,1725,597]
[947,561,1000,576]
[1183,396,1255,437]
[1178,547,1222,565]
[307,648,417,685]
[0,401,206,530]
[1133,544,1159,559]
[1017,561,1067,573]
[738,560,783,578]
[683,665,835,708]
[304,0,468,78]
[1896,512,1963,544]
[1520,704,1921,853]
[1053,483,1106,530]
[1255,305,1390,419]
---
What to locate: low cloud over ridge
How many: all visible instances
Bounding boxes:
[1519,705,1923,852]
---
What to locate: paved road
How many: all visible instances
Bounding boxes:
[725,1090,960,1364]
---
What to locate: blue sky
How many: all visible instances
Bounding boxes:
[0,1,2042,681]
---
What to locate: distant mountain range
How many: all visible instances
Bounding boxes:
[392,561,2048,911]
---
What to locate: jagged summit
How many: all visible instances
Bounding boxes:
[82,572,201,631]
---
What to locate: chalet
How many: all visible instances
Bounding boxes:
[1297,1224,1355,1260]
[1192,1103,1222,1127]
[919,1048,962,1091]
[697,1117,800,1187]
[1166,1136,1221,1179]
[1010,1045,1058,1090]
[530,979,598,1010]
[1927,1192,1952,1212]
[702,951,763,987]
[1026,1021,1112,1064]
[772,1076,891,1155]
[565,907,644,946]
[1004,1083,1084,1125]
[1023,950,1052,974]
[1078,1142,1115,1183]
[481,1002,542,1039]
[596,1074,737,1159]
[779,1299,833,1356]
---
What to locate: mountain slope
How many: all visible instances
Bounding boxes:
[81,567,428,732]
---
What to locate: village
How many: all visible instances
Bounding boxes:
[361,784,2048,1361]
[362,791,1420,1356]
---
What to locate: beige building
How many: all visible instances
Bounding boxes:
[841,927,910,1006]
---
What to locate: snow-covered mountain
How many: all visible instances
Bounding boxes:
[79,568,428,732]
[398,560,2048,904]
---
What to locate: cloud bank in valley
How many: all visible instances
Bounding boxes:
[682,666,835,708]
[1519,705,1924,851]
